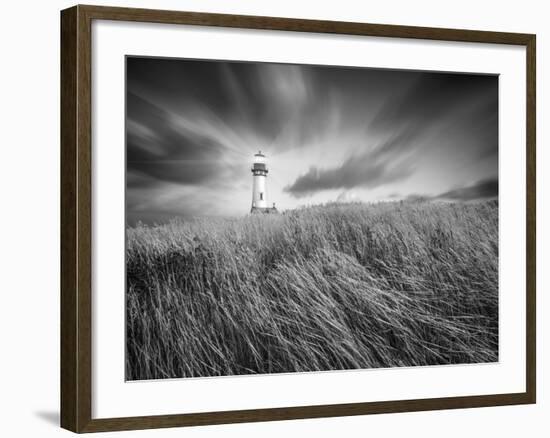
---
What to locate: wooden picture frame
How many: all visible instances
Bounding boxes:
[61,4,536,433]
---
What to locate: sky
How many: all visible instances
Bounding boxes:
[126,56,498,225]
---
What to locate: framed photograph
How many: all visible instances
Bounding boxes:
[60,5,536,433]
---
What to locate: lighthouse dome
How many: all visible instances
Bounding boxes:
[253,151,266,164]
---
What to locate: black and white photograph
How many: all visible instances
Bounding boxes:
[125,56,499,381]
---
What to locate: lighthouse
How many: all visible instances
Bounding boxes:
[251,151,278,214]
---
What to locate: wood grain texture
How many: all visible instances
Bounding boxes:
[79,4,534,44]
[60,4,537,433]
[80,393,534,433]
[525,34,536,404]
[60,5,78,432]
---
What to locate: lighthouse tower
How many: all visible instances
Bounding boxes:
[251,151,278,214]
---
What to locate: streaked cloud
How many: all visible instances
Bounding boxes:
[284,149,415,197]
[126,57,498,224]
[284,72,498,198]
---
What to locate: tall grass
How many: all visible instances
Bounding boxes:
[126,201,498,380]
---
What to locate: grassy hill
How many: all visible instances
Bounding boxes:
[126,200,498,380]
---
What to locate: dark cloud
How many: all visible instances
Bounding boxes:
[284,149,414,197]
[395,178,498,204]
[435,178,498,201]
